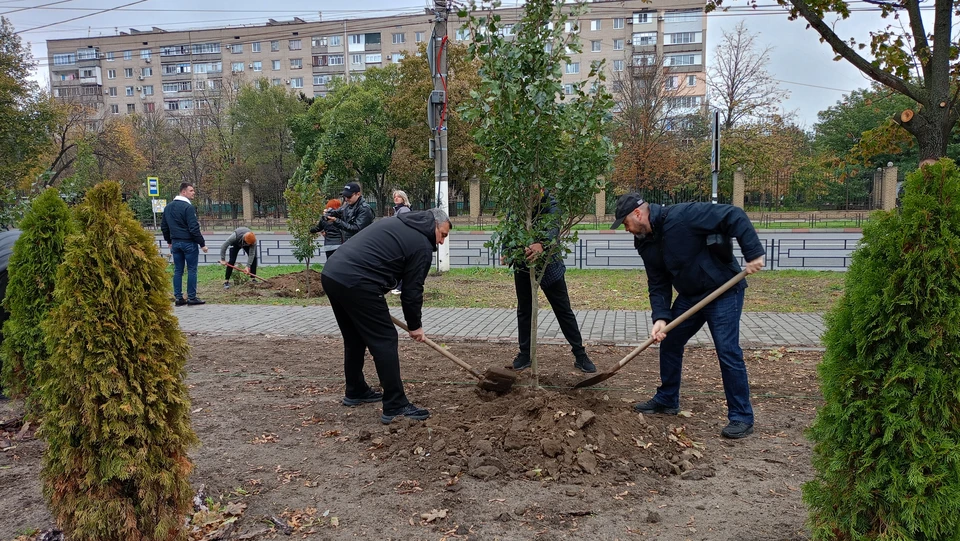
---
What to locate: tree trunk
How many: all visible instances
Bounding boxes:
[305,256,311,297]
[529,269,539,389]
[902,107,954,161]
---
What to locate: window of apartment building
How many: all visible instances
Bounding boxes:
[252,61,262,71]
[664,10,701,23]
[687,74,696,87]
[193,43,220,54]
[271,78,282,86]
[123,50,132,60]
[613,59,625,72]
[270,40,280,52]
[127,103,135,113]
[141,67,153,76]
[415,31,425,43]
[252,42,261,52]
[612,81,624,94]
[633,32,656,46]
[144,102,155,113]
[613,39,624,51]
[351,54,363,65]
[591,40,601,52]
[80,68,96,78]
[633,54,654,66]
[231,62,244,72]
[544,42,553,53]
[230,43,243,53]
[590,20,601,31]
[669,95,702,108]
[564,21,578,33]
[161,45,189,56]
[108,87,117,96]
[329,55,344,65]
[456,28,469,41]
[312,36,326,47]
[329,35,342,46]
[666,32,702,45]
[193,61,221,73]
[164,100,179,111]
[613,18,624,29]
[105,51,115,61]
[143,85,154,95]
[107,69,116,79]
[53,53,76,65]
[140,49,151,60]
[391,33,405,44]
[565,62,580,74]
[563,84,574,95]
[76,48,97,61]
[365,53,381,63]
[634,12,652,24]
[125,86,134,96]
[291,77,303,88]
[272,60,281,70]
[290,58,302,69]
[665,76,678,89]
[666,53,701,66]
[289,39,302,50]
[110,104,120,114]
[162,63,192,75]
[314,75,331,85]
[124,68,134,78]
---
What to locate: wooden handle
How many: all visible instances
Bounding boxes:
[390,315,484,380]
[612,270,749,371]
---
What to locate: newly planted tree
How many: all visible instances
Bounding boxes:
[0,188,73,412]
[461,0,614,384]
[284,148,327,295]
[802,159,960,539]
[39,181,197,540]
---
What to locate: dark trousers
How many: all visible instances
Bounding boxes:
[224,245,257,280]
[324,248,337,261]
[171,241,199,300]
[654,286,754,424]
[514,268,585,357]
[321,274,410,412]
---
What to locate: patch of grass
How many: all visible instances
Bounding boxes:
[177,264,843,312]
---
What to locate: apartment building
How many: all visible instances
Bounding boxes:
[46,0,707,118]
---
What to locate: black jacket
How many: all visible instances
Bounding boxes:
[329,196,374,242]
[635,203,765,323]
[160,198,205,247]
[321,211,438,330]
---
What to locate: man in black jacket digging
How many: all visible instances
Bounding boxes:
[321,208,451,424]
[611,194,765,439]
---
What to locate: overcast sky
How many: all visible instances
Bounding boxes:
[6,0,936,128]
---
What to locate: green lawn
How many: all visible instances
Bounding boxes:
[183,265,844,312]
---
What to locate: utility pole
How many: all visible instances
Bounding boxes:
[427,0,450,271]
[710,109,720,204]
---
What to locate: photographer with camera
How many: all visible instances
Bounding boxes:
[310,199,343,260]
[325,182,374,245]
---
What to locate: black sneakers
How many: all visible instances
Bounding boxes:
[342,389,383,407]
[633,398,680,416]
[574,353,596,373]
[380,403,430,424]
[186,298,206,305]
[511,354,531,371]
[174,298,187,307]
[721,421,754,439]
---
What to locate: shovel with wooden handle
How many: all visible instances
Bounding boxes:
[573,270,749,389]
[390,315,517,393]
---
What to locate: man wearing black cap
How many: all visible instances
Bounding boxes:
[611,194,765,439]
[325,182,374,243]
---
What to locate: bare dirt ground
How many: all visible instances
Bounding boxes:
[1,336,821,540]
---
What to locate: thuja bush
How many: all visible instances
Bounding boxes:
[39,181,198,541]
[0,187,73,410]
[802,159,960,540]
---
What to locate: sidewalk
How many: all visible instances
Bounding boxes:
[175,305,824,348]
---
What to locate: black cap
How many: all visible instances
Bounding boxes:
[610,193,645,229]
[341,182,361,198]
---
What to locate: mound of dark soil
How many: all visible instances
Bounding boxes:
[250,269,324,297]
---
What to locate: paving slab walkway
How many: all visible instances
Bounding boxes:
[176,305,824,348]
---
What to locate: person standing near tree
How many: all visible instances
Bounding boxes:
[325,182,374,243]
[310,198,343,260]
[610,193,765,439]
[504,190,595,374]
[392,190,411,216]
[161,182,208,306]
[219,227,258,289]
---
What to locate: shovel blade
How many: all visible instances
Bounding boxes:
[572,370,617,389]
[477,366,517,394]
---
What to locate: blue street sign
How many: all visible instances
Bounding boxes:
[147,176,159,197]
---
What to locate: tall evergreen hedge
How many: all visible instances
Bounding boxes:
[39,182,198,541]
[803,159,960,540]
[0,187,73,409]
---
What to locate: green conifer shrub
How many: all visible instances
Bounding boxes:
[0,187,73,409]
[802,159,960,540]
[39,181,198,541]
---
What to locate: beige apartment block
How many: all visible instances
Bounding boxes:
[47,0,707,119]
